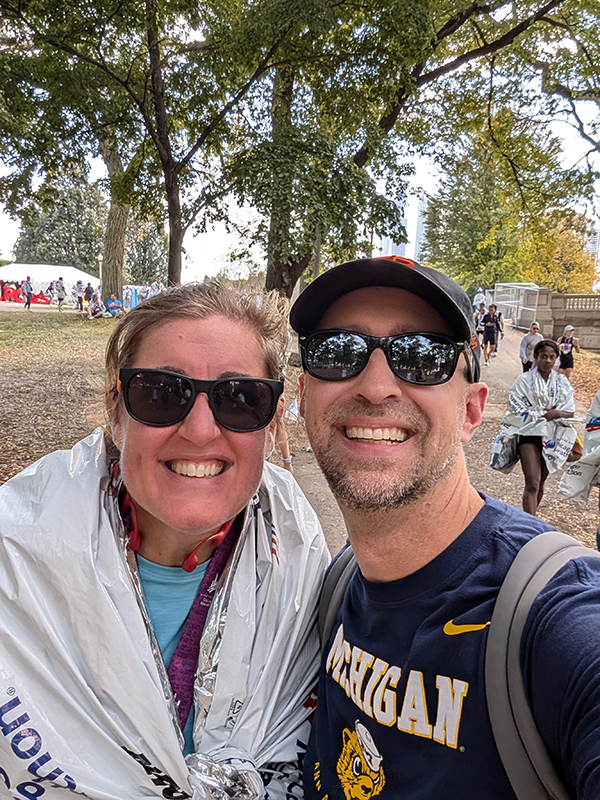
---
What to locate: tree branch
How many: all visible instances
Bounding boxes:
[176,29,290,175]
[0,0,162,154]
[353,0,566,168]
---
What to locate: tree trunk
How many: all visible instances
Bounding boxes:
[265,252,311,297]
[165,166,183,285]
[146,0,184,286]
[167,213,184,286]
[98,141,130,304]
[265,65,294,295]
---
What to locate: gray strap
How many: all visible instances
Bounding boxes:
[318,546,356,646]
[486,531,600,800]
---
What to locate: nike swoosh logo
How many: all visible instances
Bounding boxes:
[443,620,491,636]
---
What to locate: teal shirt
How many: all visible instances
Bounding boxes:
[137,554,211,755]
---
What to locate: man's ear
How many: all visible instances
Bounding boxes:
[461,381,488,443]
[298,372,306,419]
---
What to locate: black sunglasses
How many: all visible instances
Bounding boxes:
[300,329,473,385]
[118,368,283,432]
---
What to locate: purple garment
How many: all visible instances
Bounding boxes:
[166,517,242,730]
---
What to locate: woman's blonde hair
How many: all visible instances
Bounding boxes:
[105,282,289,427]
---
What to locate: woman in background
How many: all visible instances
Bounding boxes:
[557,324,580,380]
[494,339,575,516]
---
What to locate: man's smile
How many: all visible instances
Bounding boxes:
[344,426,409,444]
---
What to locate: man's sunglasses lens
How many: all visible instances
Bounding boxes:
[305,332,369,380]
[305,332,458,384]
[124,372,278,430]
[388,335,457,384]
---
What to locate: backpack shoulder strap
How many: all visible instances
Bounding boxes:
[485,530,600,800]
[319,545,357,646]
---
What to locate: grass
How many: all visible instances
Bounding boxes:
[0,310,114,483]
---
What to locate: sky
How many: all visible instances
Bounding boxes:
[0,160,437,280]
[0,120,594,280]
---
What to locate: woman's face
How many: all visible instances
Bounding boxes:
[112,315,274,546]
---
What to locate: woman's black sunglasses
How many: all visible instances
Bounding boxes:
[118,368,284,432]
[300,329,473,385]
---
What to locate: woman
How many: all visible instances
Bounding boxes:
[519,321,543,372]
[557,324,580,380]
[473,301,486,346]
[86,292,105,319]
[0,283,329,799]
[492,339,575,516]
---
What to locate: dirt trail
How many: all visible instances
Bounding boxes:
[291,327,598,554]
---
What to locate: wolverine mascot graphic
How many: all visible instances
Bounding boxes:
[336,721,385,799]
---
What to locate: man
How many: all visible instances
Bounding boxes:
[55,276,67,311]
[75,279,85,312]
[290,257,600,798]
[472,286,486,309]
[520,321,543,372]
[22,275,33,311]
[481,303,500,365]
[148,276,163,297]
[473,301,486,345]
[106,293,123,317]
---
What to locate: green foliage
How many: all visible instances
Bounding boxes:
[122,218,168,285]
[1,0,600,294]
[423,113,596,295]
[14,182,106,274]
[214,261,266,291]
[520,221,597,293]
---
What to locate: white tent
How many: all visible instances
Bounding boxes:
[0,263,98,296]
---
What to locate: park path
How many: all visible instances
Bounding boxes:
[291,327,595,555]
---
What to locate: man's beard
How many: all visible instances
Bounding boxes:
[308,399,461,514]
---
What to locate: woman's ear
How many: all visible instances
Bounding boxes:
[106,383,125,451]
[264,395,284,461]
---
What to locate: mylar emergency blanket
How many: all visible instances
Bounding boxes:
[490,368,576,474]
[0,430,330,800]
[559,389,600,503]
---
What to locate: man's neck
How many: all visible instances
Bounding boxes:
[338,464,484,583]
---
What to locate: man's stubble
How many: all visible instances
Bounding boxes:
[307,397,464,514]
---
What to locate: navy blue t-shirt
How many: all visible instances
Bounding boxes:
[303,496,600,799]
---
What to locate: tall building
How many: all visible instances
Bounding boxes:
[414,198,429,264]
[378,218,407,257]
[585,227,600,267]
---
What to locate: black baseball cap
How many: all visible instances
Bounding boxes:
[290,256,480,381]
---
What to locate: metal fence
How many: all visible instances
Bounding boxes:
[493,282,539,329]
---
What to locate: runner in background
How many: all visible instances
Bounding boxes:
[473,301,486,346]
[557,325,580,380]
[481,303,500,366]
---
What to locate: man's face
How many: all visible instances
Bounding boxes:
[299,287,485,513]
